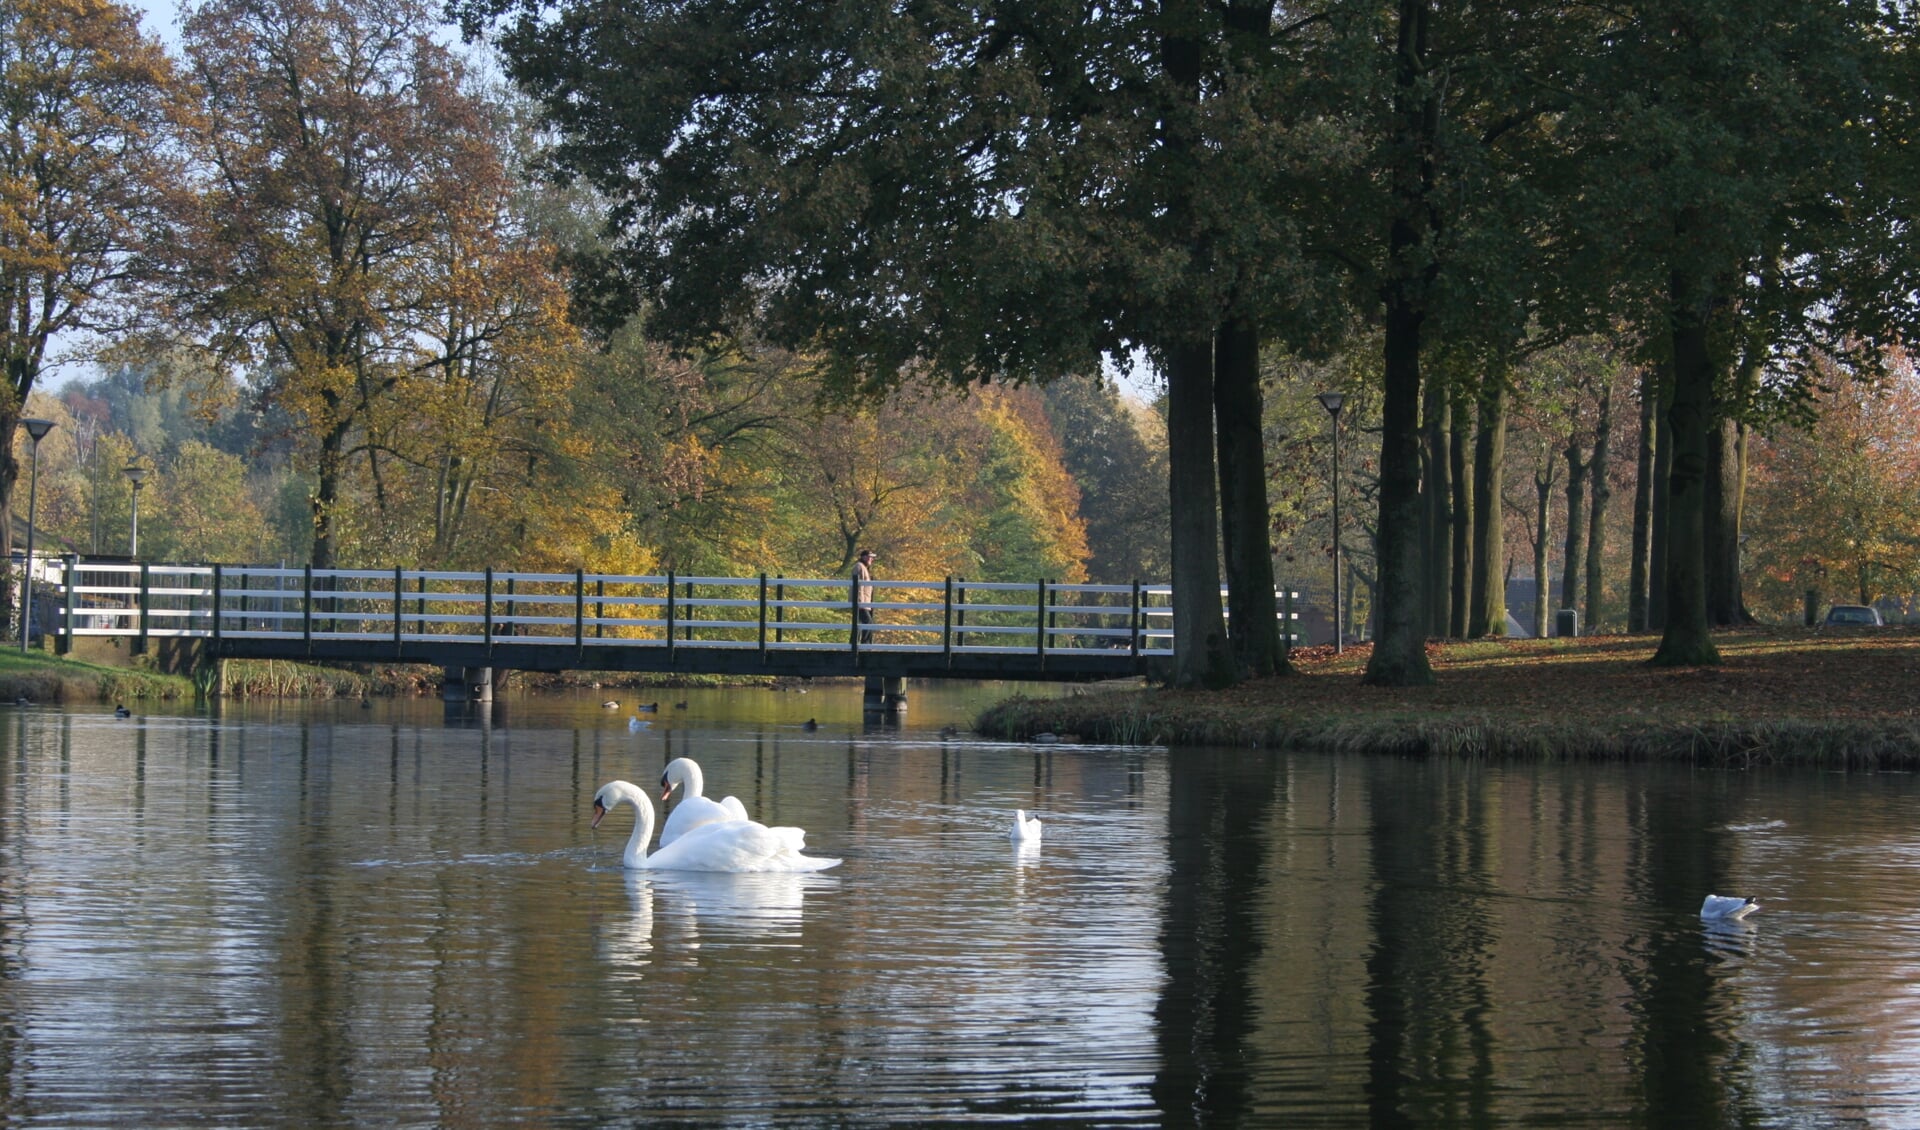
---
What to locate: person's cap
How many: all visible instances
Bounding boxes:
[858,548,876,558]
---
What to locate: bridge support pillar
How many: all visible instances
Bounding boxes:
[863,675,907,716]
[442,666,494,703]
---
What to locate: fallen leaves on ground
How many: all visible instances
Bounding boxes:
[1228,627,1920,724]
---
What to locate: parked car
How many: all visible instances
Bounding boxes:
[1822,604,1884,628]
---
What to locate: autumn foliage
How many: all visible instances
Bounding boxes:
[1746,352,1920,614]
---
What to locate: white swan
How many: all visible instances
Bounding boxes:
[1011,809,1042,842]
[592,780,841,872]
[1701,894,1759,920]
[658,757,751,848]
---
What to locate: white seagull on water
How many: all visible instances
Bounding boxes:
[1701,894,1759,921]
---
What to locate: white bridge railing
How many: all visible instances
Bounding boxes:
[35,560,1287,661]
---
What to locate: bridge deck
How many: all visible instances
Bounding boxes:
[35,561,1237,682]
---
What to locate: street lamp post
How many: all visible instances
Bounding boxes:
[125,463,148,558]
[1317,392,1345,654]
[19,418,54,651]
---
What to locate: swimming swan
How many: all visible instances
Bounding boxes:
[1011,809,1042,842]
[658,757,751,848]
[592,780,841,872]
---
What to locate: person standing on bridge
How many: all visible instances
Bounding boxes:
[852,548,877,645]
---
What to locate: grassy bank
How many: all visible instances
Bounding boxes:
[976,627,1920,767]
[0,650,196,705]
[0,652,394,704]
[0,651,790,705]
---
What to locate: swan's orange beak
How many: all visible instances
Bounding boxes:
[591,800,607,828]
[659,782,675,802]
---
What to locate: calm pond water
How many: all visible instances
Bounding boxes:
[2,684,1919,1127]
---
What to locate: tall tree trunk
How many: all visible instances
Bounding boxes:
[1468,373,1508,637]
[1651,264,1722,667]
[1583,379,1614,631]
[1735,419,1751,621]
[1361,0,1437,687]
[312,416,349,570]
[1558,436,1588,633]
[1370,302,1434,684]
[1166,339,1236,687]
[1448,388,1472,638]
[1423,376,1451,637]
[1215,319,1284,676]
[1647,362,1674,630]
[0,402,18,633]
[1156,4,1234,688]
[1706,353,1759,625]
[1628,372,1656,632]
[1533,448,1555,638]
[1704,413,1741,626]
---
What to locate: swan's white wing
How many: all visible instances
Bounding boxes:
[659,795,747,848]
[646,818,840,872]
[720,795,750,822]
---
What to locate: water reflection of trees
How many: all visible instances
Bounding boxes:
[1150,754,1799,1125]
[1151,748,1279,1123]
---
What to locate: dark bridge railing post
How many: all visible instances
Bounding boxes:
[943,575,953,666]
[1130,579,1142,657]
[135,562,150,655]
[1035,578,1046,661]
[392,566,403,655]
[666,570,676,657]
[60,555,75,655]
[574,569,585,657]
[774,576,785,644]
[212,564,223,644]
[758,573,768,661]
[483,567,494,658]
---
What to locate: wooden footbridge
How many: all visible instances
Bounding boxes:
[34,560,1291,702]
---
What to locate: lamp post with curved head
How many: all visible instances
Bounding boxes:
[125,463,148,559]
[19,418,54,651]
[1317,392,1345,653]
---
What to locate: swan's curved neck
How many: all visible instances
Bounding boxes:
[612,782,654,867]
[668,757,705,799]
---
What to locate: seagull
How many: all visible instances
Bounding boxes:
[629,716,649,732]
[1701,894,1759,921]
[1011,809,1042,842]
